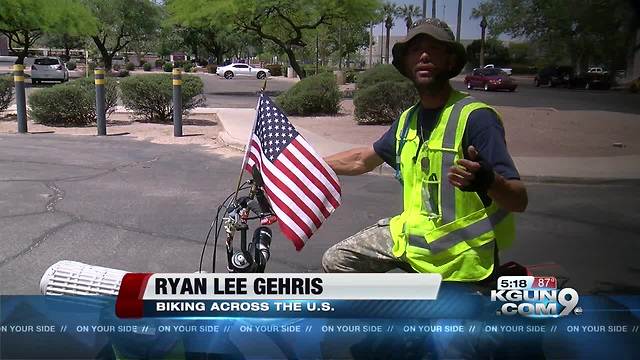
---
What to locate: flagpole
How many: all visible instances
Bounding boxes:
[232,79,268,201]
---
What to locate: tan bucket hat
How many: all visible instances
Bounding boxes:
[392,18,467,79]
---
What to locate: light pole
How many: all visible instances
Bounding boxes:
[480,16,488,67]
[456,0,462,41]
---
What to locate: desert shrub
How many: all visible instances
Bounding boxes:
[303,65,331,77]
[265,64,282,76]
[354,80,418,125]
[66,60,77,70]
[28,77,118,126]
[356,64,408,90]
[125,62,135,71]
[143,62,152,71]
[630,78,640,93]
[117,70,130,77]
[206,64,217,74]
[276,72,340,116]
[155,59,165,68]
[0,76,13,112]
[119,74,205,123]
[344,69,360,84]
[163,62,173,72]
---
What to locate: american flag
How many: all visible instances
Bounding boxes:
[243,94,341,250]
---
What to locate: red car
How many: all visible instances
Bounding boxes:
[464,68,517,92]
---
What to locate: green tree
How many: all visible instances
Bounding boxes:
[166,0,244,64]
[167,0,381,78]
[474,0,637,72]
[382,2,399,64]
[399,4,421,34]
[84,0,162,70]
[508,42,533,64]
[326,21,370,69]
[465,38,510,67]
[0,0,96,64]
[470,2,493,67]
[42,33,86,60]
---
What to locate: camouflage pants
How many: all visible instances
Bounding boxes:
[322,218,416,273]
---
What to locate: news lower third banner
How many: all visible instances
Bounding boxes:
[2,273,640,359]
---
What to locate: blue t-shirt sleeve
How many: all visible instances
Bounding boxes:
[372,108,520,180]
[463,108,520,180]
[373,119,400,170]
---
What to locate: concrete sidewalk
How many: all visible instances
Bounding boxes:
[3,103,638,180]
[215,107,640,180]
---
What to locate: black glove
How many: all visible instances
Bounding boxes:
[460,151,495,193]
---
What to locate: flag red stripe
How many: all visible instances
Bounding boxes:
[260,164,323,228]
[250,138,329,219]
[276,218,305,251]
[273,159,331,218]
[282,147,340,210]
[249,146,310,244]
[261,181,314,239]
[292,138,341,195]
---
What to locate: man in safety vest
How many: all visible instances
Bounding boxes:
[322,18,528,281]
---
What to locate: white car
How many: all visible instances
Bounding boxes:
[217,63,270,79]
[484,64,512,76]
[30,57,69,84]
[587,67,608,75]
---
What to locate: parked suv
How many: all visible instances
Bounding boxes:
[534,66,575,87]
[30,57,69,84]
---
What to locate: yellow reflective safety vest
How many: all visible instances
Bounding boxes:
[389,90,515,281]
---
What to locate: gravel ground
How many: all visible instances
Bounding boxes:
[291,100,639,158]
[2,99,637,158]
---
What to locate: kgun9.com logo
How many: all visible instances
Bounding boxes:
[490,276,581,317]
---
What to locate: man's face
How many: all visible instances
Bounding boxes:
[403,35,454,93]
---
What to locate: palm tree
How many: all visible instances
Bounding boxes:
[399,4,421,34]
[382,2,398,64]
[471,3,494,67]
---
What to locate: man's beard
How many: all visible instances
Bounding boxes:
[413,71,449,96]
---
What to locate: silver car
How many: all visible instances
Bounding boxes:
[216,63,270,79]
[31,57,69,84]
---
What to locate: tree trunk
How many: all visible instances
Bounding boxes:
[385,25,391,64]
[380,24,384,64]
[16,31,30,65]
[432,0,436,18]
[480,26,486,67]
[215,47,224,64]
[368,22,373,68]
[92,36,113,71]
[284,47,305,79]
[338,24,343,70]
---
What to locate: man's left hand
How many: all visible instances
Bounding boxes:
[447,146,495,192]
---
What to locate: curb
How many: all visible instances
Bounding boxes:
[520,176,640,185]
